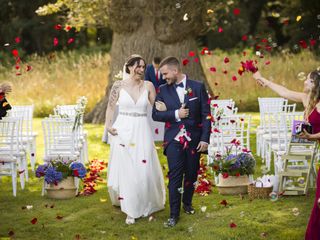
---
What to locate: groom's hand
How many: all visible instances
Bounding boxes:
[196,141,208,152]
[178,104,189,119]
[108,127,118,136]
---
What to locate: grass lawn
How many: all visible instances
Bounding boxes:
[0,114,315,240]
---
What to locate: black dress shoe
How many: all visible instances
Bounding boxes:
[183,205,195,214]
[164,217,179,227]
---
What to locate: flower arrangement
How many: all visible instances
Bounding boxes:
[210,146,256,179]
[36,158,87,185]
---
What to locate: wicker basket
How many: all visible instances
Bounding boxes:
[248,181,273,200]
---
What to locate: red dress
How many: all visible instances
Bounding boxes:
[305,107,320,240]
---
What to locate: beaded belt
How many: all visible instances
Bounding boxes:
[119,111,147,117]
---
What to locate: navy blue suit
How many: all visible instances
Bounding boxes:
[145,64,166,90]
[152,79,211,218]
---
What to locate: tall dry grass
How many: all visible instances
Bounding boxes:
[0,49,319,115]
[0,51,109,117]
[201,50,320,111]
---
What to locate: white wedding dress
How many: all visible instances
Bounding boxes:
[107,84,166,218]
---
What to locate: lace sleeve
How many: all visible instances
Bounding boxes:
[104,81,122,130]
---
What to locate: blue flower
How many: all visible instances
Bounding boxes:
[70,162,87,178]
[44,167,63,184]
[35,164,48,178]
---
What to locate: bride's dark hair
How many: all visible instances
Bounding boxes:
[305,70,320,117]
[125,54,146,74]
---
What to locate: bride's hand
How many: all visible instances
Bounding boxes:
[108,127,118,136]
[253,71,268,87]
[318,198,320,209]
[155,101,167,111]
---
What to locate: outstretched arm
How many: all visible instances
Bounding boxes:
[253,71,307,103]
[104,81,121,136]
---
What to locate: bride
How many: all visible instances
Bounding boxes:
[104,54,166,224]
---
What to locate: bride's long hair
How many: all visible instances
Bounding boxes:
[305,70,320,118]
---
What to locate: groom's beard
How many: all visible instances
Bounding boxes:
[166,76,178,85]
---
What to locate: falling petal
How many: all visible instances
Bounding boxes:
[178,187,184,194]
[12,49,19,57]
[296,15,302,22]
[209,67,216,72]
[155,128,159,134]
[265,61,271,65]
[207,9,214,14]
[175,3,181,9]
[53,37,59,47]
[220,199,228,206]
[233,8,240,15]
[67,38,75,44]
[218,27,223,33]
[188,51,195,57]
[224,57,230,63]
[182,59,189,66]
[142,159,147,164]
[194,58,199,63]
[65,25,72,32]
[4,43,10,47]
[55,24,62,30]
[232,76,237,81]
[15,37,21,43]
[183,13,189,21]
[299,40,308,49]
[241,35,247,41]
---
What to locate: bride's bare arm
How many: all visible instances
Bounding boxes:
[104,81,121,136]
[146,81,156,106]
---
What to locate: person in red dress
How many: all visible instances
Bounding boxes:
[253,70,320,240]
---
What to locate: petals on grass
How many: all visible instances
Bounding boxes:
[230,222,237,228]
[56,215,63,220]
[222,70,228,74]
[8,230,14,237]
[220,199,228,206]
[31,218,38,224]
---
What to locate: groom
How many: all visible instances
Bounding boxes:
[152,56,211,227]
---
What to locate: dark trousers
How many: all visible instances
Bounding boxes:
[166,140,200,218]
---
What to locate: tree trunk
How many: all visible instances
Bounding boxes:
[85,0,211,123]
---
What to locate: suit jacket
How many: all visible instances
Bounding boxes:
[0,97,12,119]
[145,64,166,90]
[152,78,211,153]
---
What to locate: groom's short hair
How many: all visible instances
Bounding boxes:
[159,57,181,71]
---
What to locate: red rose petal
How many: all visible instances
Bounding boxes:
[233,8,240,15]
[142,159,147,164]
[232,76,237,81]
[26,65,32,71]
[218,27,223,33]
[194,57,199,63]
[8,230,14,237]
[230,120,235,123]
[224,57,230,63]
[182,59,189,66]
[53,37,59,47]
[230,222,237,228]
[155,128,159,134]
[12,49,19,57]
[299,40,308,49]
[65,25,72,32]
[56,215,63,220]
[188,51,195,57]
[31,218,38,224]
[118,197,124,200]
[209,67,216,72]
[222,70,228,74]
[67,38,74,44]
[310,39,316,46]
[220,199,228,206]
[54,24,62,30]
[15,37,20,43]
[241,35,247,41]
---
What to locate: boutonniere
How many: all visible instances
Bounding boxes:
[185,87,193,97]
